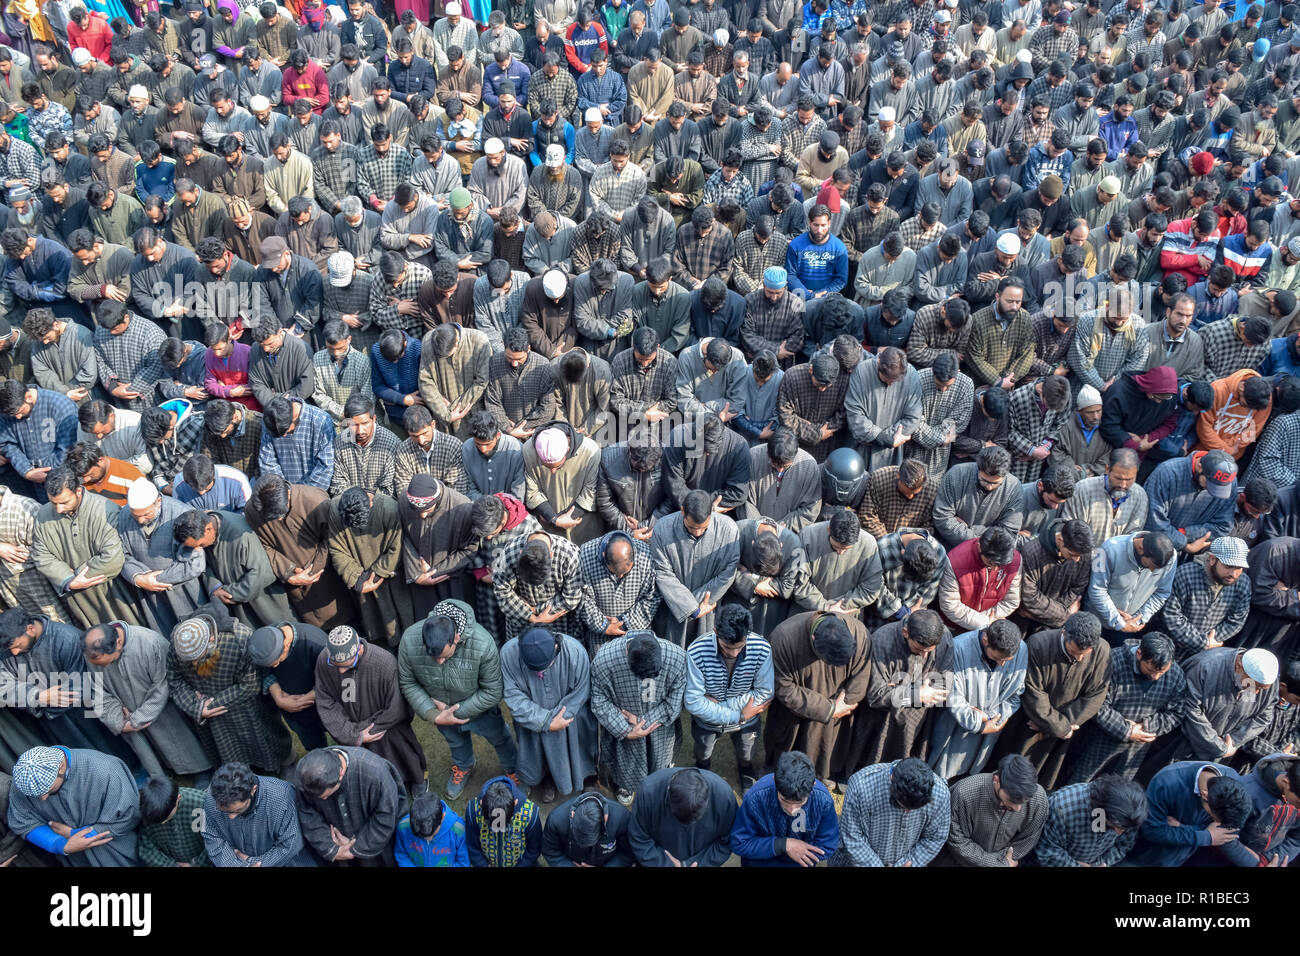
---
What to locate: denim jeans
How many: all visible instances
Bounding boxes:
[436,704,519,773]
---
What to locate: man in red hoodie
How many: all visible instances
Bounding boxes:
[1159,207,1222,285]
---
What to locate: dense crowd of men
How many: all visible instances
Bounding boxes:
[0,0,1298,869]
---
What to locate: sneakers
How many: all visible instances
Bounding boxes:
[616,787,635,806]
[505,771,524,789]
[447,764,473,799]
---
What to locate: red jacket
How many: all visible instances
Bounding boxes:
[942,538,1022,629]
[282,61,329,114]
[69,13,114,65]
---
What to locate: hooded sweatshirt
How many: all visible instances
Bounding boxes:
[1195,368,1272,460]
[1098,365,1180,452]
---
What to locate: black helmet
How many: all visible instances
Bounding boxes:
[822,447,867,506]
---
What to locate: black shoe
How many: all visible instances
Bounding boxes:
[695,758,712,771]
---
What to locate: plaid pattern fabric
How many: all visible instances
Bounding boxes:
[673,224,735,286]
[484,352,557,431]
[368,263,432,338]
[576,536,661,651]
[201,409,263,479]
[147,410,205,480]
[736,120,783,190]
[1006,381,1070,481]
[610,347,679,419]
[775,361,846,461]
[898,216,945,252]
[1161,560,1252,661]
[732,229,790,296]
[831,760,950,867]
[310,144,361,215]
[167,621,289,772]
[590,162,649,219]
[1022,75,1074,114]
[491,530,582,641]
[356,144,414,204]
[966,306,1033,386]
[0,489,65,621]
[840,205,901,260]
[94,319,167,413]
[1029,25,1079,68]
[857,467,938,538]
[529,70,578,120]
[572,220,635,273]
[393,431,469,498]
[779,115,826,172]
[139,786,210,866]
[907,302,971,369]
[1068,312,1149,389]
[330,425,398,498]
[1034,782,1138,866]
[1123,27,1164,64]
[261,403,334,490]
[1057,474,1148,543]
[590,635,687,792]
[906,367,973,473]
[1245,411,1300,488]
[0,138,40,193]
[741,289,803,358]
[1069,644,1187,782]
[311,347,374,424]
[1029,311,1075,377]
[1023,116,1055,149]
[1199,319,1269,380]
[872,526,947,621]
[471,509,541,642]
[702,167,755,208]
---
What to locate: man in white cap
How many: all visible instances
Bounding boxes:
[1169,646,1279,767]
[7,745,140,866]
[1070,173,1122,229]
[116,477,207,636]
[468,135,527,221]
[523,421,603,543]
[431,2,479,72]
[1048,382,1112,480]
[323,249,379,354]
[872,103,899,146]
[1161,535,1252,663]
[574,104,612,179]
[527,143,584,220]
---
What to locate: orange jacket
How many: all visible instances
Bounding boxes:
[1195,368,1271,460]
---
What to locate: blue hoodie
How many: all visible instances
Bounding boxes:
[394,800,470,867]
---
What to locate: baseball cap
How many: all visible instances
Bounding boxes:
[966,139,986,165]
[1200,450,1237,499]
[519,627,558,669]
[545,144,565,167]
